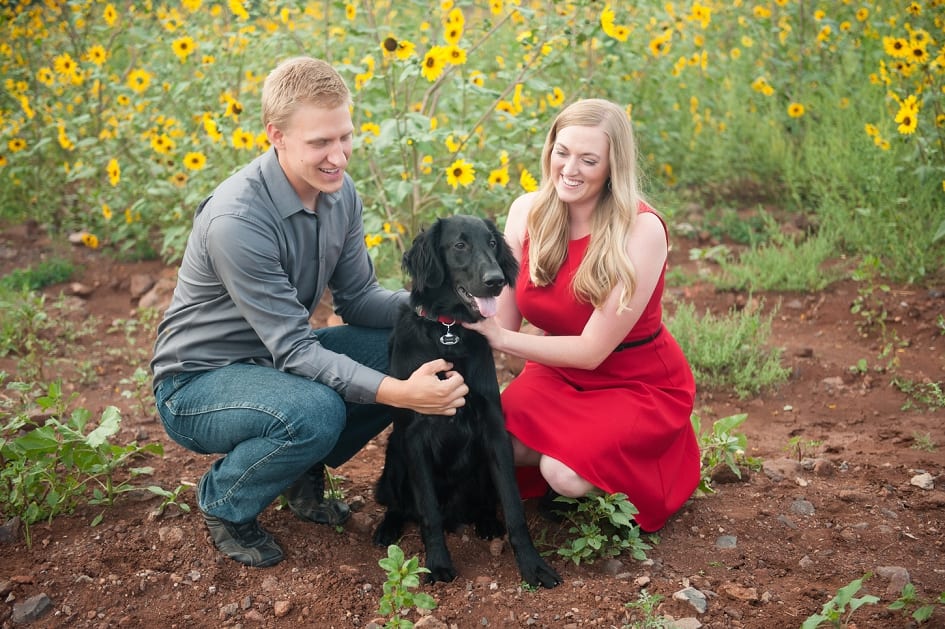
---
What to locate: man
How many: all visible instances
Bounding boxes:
[151,57,468,568]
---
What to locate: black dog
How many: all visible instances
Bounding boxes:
[373,215,561,589]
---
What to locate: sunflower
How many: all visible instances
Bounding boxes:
[883,37,909,58]
[127,68,152,94]
[445,45,467,66]
[345,2,356,20]
[895,96,919,135]
[546,87,565,108]
[85,45,108,66]
[787,102,805,118]
[445,158,475,189]
[172,36,197,62]
[488,166,509,188]
[151,133,175,155]
[80,233,99,249]
[103,4,118,26]
[519,168,538,192]
[421,46,448,82]
[8,138,26,153]
[183,152,206,171]
[231,128,255,149]
[106,158,120,186]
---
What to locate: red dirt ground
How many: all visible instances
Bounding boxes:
[1,218,943,629]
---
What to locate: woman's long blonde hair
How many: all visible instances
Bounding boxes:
[526,98,644,312]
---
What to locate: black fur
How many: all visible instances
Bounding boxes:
[373,215,561,588]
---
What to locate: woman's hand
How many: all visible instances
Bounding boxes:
[462,317,505,350]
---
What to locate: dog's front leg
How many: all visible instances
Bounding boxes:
[483,400,562,589]
[404,430,457,583]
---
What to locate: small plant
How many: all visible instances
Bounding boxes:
[120,366,155,420]
[0,259,74,291]
[0,381,164,545]
[801,574,879,629]
[850,256,891,339]
[554,492,652,566]
[623,589,671,629]
[691,412,760,494]
[910,432,937,452]
[888,582,945,624]
[785,435,823,462]
[146,483,193,517]
[376,544,437,629]
[669,299,790,399]
[892,377,945,412]
[848,358,869,376]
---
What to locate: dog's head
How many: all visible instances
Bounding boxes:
[403,215,518,321]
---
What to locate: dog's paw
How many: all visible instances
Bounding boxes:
[521,557,562,589]
[372,515,403,547]
[424,562,458,584]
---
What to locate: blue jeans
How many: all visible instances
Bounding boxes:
[154,325,392,524]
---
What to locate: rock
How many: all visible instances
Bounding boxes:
[0,517,21,544]
[669,619,703,629]
[11,593,53,624]
[157,526,185,547]
[673,587,708,614]
[488,537,506,557]
[876,566,910,598]
[348,512,375,536]
[910,472,934,490]
[273,600,292,617]
[129,273,156,298]
[715,535,737,549]
[69,282,95,297]
[138,276,177,311]
[762,458,802,482]
[414,616,449,628]
[720,583,758,602]
[710,464,749,484]
[790,499,815,516]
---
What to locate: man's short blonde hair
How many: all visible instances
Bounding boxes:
[262,57,351,130]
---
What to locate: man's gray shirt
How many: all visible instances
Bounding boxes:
[151,147,407,404]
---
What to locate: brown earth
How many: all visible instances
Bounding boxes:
[1,218,944,629]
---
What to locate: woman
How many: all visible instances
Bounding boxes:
[465,98,699,532]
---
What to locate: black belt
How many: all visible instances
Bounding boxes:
[613,325,663,352]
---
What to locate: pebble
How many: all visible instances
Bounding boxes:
[673,586,708,614]
[910,472,934,490]
[11,593,53,624]
[790,499,815,516]
[876,566,911,598]
[715,535,737,549]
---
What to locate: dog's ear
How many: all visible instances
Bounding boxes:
[486,218,519,287]
[403,220,445,291]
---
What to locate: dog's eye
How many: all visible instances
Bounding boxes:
[488,239,497,248]
[454,241,467,250]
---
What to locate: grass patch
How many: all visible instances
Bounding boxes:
[668,299,791,399]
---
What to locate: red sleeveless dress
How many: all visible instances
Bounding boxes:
[504,208,699,532]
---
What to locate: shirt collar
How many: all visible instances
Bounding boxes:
[261,147,342,219]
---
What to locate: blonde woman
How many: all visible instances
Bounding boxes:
[466,98,699,532]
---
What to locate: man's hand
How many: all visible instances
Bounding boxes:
[376,359,468,416]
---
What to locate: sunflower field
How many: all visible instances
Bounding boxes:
[1,0,943,283]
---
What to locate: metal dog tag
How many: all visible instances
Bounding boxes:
[439,322,460,346]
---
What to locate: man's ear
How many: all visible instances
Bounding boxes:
[266,122,283,150]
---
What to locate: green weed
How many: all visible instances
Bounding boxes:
[552,493,653,566]
[785,435,823,462]
[910,432,937,452]
[892,377,945,412]
[801,574,879,629]
[668,300,791,399]
[691,412,760,495]
[0,259,74,291]
[888,583,945,625]
[622,590,671,629]
[0,381,163,546]
[376,544,437,629]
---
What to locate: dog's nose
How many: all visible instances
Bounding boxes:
[484,270,506,289]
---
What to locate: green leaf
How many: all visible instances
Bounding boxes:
[85,407,122,448]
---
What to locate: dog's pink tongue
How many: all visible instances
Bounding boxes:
[474,296,498,318]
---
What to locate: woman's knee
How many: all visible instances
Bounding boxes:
[539,456,595,497]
